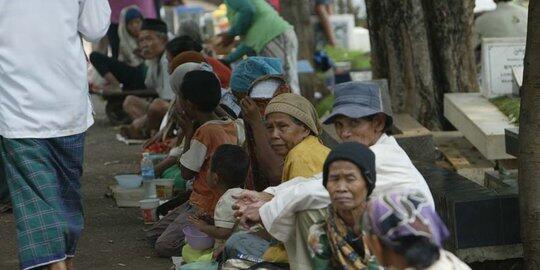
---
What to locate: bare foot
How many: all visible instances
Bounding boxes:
[120,125,148,140]
[66,258,74,270]
[48,261,67,270]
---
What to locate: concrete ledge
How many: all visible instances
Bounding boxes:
[456,244,523,263]
[444,93,516,160]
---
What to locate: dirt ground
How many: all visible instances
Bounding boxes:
[0,97,171,270]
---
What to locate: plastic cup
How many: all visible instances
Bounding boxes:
[140,198,160,224]
[154,179,174,200]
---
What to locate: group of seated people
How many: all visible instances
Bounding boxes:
[89,7,471,270]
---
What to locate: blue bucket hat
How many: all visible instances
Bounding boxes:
[323,81,393,129]
[230,57,283,94]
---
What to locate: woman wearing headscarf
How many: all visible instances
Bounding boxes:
[230,57,292,190]
[265,93,330,182]
[254,93,330,264]
[363,191,470,270]
[90,6,147,91]
[307,142,378,270]
[218,0,299,94]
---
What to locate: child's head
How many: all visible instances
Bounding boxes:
[177,70,221,118]
[207,144,250,190]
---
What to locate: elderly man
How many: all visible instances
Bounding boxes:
[0,1,110,269]
[233,81,434,269]
[120,18,174,139]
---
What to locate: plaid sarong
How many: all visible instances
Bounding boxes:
[0,133,85,270]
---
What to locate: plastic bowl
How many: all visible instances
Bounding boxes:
[183,225,215,250]
[115,174,143,189]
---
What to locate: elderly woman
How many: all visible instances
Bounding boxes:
[230,57,292,190]
[363,191,470,270]
[307,142,378,269]
[265,93,330,182]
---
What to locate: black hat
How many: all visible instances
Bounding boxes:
[141,18,167,34]
[322,142,376,196]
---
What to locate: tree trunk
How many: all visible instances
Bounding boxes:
[280,0,315,61]
[518,1,540,269]
[280,0,329,101]
[365,0,477,129]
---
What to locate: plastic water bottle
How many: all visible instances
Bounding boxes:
[141,153,156,198]
[141,153,155,180]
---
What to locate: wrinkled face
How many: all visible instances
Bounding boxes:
[326,160,367,211]
[138,30,167,60]
[265,112,310,157]
[127,18,143,37]
[333,115,384,146]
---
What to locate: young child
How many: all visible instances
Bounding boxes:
[188,144,250,248]
[147,70,245,258]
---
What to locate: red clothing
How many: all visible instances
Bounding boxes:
[266,0,281,12]
[206,57,232,88]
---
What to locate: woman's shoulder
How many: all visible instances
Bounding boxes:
[288,136,330,158]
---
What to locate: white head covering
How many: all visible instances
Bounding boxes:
[118,5,144,66]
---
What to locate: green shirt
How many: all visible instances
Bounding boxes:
[225,0,292,62]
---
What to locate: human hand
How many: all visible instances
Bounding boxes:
[217,32,235,48]
[213,245,225,260]
[232,191,273,229]
[232,191,274,209]
[234,199,266,229]
[240,97,262,125]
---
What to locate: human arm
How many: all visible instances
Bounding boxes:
[226,0,256,37]
[314,3,336,47]
[223,44,255,64]
[259,176,330,242]
[78,0,111,42]
[177,112,198,180]
[188,216,234,240]
[154,156,177,177]
[240,97,283,187]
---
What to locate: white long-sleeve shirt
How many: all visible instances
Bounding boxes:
[260,134,435,243]
[0,0,111,138]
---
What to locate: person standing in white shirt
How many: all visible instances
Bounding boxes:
[0,1,110,270]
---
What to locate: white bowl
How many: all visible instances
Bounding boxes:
[115,174,143,189]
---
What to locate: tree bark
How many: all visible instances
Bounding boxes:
[365,0,477,129]
[518,1,540,269]
[280,0,329,101]
[280,0,315,61]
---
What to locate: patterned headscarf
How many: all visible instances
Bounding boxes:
[230,57,283,93]
[364,191,449,248]
[265,93,322,136]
